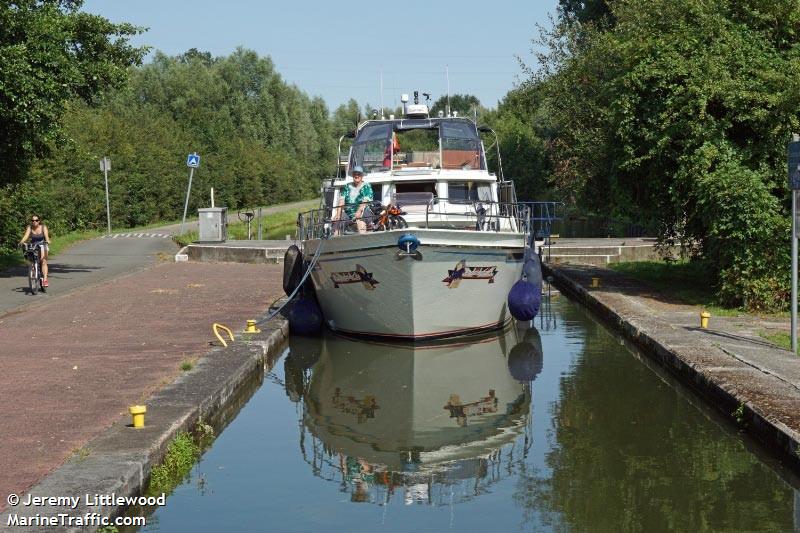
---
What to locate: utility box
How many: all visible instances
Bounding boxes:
[198,207,227,242]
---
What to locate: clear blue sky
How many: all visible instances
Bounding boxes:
[82,0,559,111]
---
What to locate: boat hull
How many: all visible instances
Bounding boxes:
[304,229,526,338]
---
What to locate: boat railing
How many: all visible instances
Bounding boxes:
[297,198,533,241]
[519,201,565,260]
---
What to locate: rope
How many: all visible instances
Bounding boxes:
[260,236,327,323]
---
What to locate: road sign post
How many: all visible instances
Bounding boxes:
[789,136,800,353]
[100,157,112,236]
[180,153,201,236]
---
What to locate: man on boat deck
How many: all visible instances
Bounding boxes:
[336,166,373,233]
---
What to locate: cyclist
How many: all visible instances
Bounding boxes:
[19,215,50,287]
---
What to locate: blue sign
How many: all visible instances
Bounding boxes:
[186,153,200,168]
[789,142,800,190]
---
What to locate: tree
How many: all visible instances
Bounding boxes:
[0,0,145,184]
[558,0,614,26]
[527,0,800,309]
[332,99,361,135]
[430,94,482,119]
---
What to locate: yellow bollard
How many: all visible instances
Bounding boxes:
[700,310,711,329]
[591,277,600,288]
[212,323,234,347]
[243,319,261,334]
[129,405,146,428]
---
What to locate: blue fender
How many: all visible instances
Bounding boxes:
[288,295,323,336]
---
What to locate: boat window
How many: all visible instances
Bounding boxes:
[394,181,438,197]
[448,181,492,204]
[350,123,392,174]
[393,191,435,214]
[441,121,482,170]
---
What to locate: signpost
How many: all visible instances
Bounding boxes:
[100,157,112,236]
[789,135,800,353]
[180,153,201,236]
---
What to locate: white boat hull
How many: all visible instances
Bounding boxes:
[304,326,530,471]
[304,229,526,338]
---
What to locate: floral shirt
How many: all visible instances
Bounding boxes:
[342,182,374,218]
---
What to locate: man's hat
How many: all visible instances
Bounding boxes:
[352,165,365,176]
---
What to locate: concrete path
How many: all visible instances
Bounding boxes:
[0,262,284,511]
[0,234,177,316]
[547,263,800,466]
[0,199,317,317]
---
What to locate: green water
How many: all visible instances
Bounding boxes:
[136,295,798,532]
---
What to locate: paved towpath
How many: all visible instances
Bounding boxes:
[0,261,284,511]
[0,234,177,317]
[0,199,316,317]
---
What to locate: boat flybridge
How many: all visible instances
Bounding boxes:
[296,92,541,339]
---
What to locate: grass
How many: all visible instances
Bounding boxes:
[758,330,792,351]
[174,210,299,247]
[145,418,216,497]
[180,359,194,371]
[609,260,743,317]
[146,431,201,496]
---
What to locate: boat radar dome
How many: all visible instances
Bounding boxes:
[404,90,429,118]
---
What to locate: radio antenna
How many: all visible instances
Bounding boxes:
[379,69,384,119]
[445,65,451,117]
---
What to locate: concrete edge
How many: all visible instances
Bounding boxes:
[174,245,189,262]
[0,308,290,532]
[544,264,800,471]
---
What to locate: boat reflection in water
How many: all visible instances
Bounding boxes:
[283,322,543,505]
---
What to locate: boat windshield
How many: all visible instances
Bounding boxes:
[440,120,483,170]
[350,123,392,175]
[350,119,485,173]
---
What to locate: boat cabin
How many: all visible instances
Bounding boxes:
[324,113,519,232]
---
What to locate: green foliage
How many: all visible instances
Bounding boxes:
[525,0,800,310]
[1,46,332,254]
[610,260,744,316]
[558,0,614,26]
[147,431,201,496]
[483,85,552,200]
[430,93,483,119]
[758,330,791,351]
[732,402,746,425]
[0,0,145,184]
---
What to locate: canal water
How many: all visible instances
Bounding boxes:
[137,294,799,532]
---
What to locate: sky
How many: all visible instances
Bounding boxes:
[81,0,560,111]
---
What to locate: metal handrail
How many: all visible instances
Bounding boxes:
[297,198,532,242]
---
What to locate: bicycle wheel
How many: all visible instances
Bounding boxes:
[28,263,38,295]
[391,216,408,229]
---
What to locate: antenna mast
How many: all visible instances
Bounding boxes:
[445,65,451,117]
[379,69,384,119]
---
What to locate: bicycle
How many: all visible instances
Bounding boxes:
[21,243,46,295]
[370,201,408,231]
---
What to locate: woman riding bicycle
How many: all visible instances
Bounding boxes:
[19,215,50,287]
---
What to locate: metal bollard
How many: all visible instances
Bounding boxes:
[244,319,261,334]
[700,311,710,329]
[129,405,146,428]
